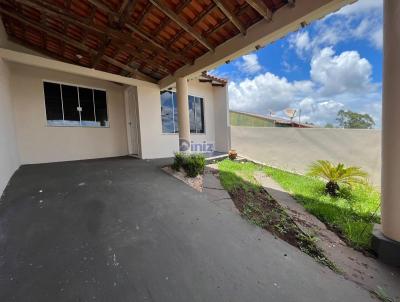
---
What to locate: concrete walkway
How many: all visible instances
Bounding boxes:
[0,157,375,302]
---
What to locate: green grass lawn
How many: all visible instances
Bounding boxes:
[218,159,381,251]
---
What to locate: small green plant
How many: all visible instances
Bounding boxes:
[307,160,368,196]
[182,154,206,177]
[172,152,185,171]
[172,153,205,177]
[372,286,394,302]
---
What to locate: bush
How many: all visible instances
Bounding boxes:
[307,160,369,197]
[172,153,205,177]
[172,152,185,171]
[182,154,206,177]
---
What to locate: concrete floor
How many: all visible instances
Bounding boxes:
[0,157,375,302]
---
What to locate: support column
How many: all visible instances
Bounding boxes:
[176,77,191,152]
[372,0,400,266]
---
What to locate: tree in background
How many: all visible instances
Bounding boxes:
[324,123,335,128]
[336,110,375,129]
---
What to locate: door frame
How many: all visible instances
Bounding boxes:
[124,86,142,158]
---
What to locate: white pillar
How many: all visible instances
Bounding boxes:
[381,0,400,242]
[176,77,191,152]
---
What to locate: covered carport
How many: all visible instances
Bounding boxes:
[0,1,398,300]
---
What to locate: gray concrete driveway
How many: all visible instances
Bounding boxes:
[0,157,374,301]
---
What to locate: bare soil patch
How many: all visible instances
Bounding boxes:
[162,166,203,192]
[229,186,337,271]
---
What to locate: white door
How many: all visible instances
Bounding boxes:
[125,87,141,157]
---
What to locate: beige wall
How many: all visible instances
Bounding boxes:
[10,63,129,164]
[232,127,381,186]
[0,58,19,194]
[137,79,229,159]
[213,85,231,152]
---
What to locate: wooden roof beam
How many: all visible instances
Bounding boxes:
[92,38,111,67]
[117,0,139,28]
[245,0,272,21]
[8,34,81,66]
[152,0,190,37]
[0,8,157,81]
[212,0,246,35]
[12,0,191,65]
[148,0,214,51]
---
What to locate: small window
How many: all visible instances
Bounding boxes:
[160,91,204,134]
[43,82,63,123]
[161,91,175,133]
[43,81,109,127]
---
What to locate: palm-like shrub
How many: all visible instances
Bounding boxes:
[307,160,368,196]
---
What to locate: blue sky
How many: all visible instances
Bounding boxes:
[212,0,383,127]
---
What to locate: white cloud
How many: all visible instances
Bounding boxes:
[229,48,381,127]
[290,31,311,58]
[295,98,345,125]
[236,53,262,74]
[310,47,373,96]
[229,72,313,113]
[371,27,383,49]
[335,0,382,16]
[289,0,383,54]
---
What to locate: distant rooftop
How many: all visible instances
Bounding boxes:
[230,110,316,128]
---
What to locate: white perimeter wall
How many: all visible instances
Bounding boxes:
[0,58,19,195]
[10,63,129,164]
[232,127,381,186]
[137,79,230,159]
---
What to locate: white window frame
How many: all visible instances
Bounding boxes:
[160,90,206,135]
[42,80,110,128]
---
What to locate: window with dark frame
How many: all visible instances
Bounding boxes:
[160,91,205,134]
[43,81,109,127]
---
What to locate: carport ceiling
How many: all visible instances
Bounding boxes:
[0,0,288,82]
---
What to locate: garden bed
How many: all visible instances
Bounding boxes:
[217,159,381,252]
[217,159,337,271]
[162,166,203,192]
[264,166,381,251]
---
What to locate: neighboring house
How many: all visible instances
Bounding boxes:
[230,110,315,128]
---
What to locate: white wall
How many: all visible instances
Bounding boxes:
[232,127,381,186]
[10,63,129,164]
[213,85,231,152]
[137,79,229,159]
[0,58,19,195]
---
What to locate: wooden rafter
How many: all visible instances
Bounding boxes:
[92,37,111,67]
[116,0,138,28]
[179,3,250,55]
[8,35,80,66]
[166,2,216,50]
[10,0,191,65]
[0,0,287,84]
[0,7,160,81]
[151,0,190,38]
[136,2,152,27]
[148,0,214,51]
[152,0,194,62]
[244,0,272,21]
[212,0,246,34]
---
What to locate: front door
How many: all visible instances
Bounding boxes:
[125,87,141,157]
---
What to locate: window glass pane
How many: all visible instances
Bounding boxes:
[161,91,174,133]
[189,95,196,133]
[94,90,109,127]
[173,92,178,133]
[195,97,204,133]
[79,87,96,126]
[61,84,80,125]
[44,82,63,125]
